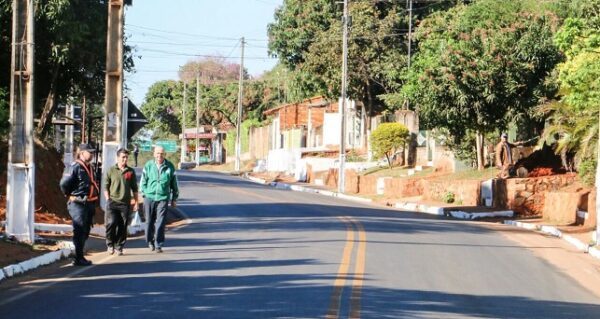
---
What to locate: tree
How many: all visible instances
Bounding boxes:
[539,0,600,184]
[268,0,458,149]
[402,0,561,169]
[370,122,409,169]
[0,0,135,138]
[140,80,183,139]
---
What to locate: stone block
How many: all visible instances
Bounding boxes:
[543,191,578,225]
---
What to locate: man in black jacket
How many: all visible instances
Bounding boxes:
[60,144,100,266]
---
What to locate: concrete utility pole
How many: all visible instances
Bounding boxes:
[338,0,349,194]
[195,74,200,166]
[235,37,245,172]
[7,0,35,243]
[181,81,187,164]
[101,0,128,209]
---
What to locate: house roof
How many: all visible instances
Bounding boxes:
[263,96,330,116]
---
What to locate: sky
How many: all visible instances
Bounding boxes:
[124,0,283,107]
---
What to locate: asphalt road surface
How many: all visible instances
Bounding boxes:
[1,170,600,318]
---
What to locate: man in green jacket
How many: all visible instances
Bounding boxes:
[104,148,138,255]
[140,145,179,253]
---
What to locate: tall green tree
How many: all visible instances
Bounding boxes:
[402,0,561,169]
[0,0,134,137]
[140,80,183,139]
[539,0,600,184]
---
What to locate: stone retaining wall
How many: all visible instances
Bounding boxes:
[422,179,481,206]
[494,173,578,216]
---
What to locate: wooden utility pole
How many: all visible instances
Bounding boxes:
[338,0,349,194]
[6,0,35,243]
[235,37,245,172]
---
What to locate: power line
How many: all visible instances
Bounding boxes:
[126,24,269,42]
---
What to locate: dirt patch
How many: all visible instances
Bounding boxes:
[0,239,61,268]
[0,140,71,223]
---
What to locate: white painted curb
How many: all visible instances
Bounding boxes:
[448,210,514,220]
[502,220,600,261]
[395,202,444,216]
[243,174,373,204]
[0,241,74,283]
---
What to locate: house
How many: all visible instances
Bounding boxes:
[254,96,366,175]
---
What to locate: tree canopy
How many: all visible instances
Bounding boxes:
[0,0,135,137]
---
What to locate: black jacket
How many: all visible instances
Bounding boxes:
[60,161,99,200]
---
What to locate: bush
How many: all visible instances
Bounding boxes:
[578,158,597,187]
[370,123,409,169]
[443,191,456,204]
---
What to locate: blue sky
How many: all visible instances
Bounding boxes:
[124,0,283,106]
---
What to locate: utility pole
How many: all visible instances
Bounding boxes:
[7,0,35,243]
[181,81,187,164]
[81,96,87,143]
[195,73,200,166]
[235,37,245,172]
[407,0,413,71]
[338,0,349,194]
[101,0,127,209]
[596,111,600,245]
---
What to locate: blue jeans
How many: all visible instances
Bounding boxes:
[68,201,95,260]
[144,198,168,247]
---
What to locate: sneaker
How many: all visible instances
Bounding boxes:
[148,243,155,251]
[156,247,163,253]
[107,247,115,255]
[72,258,92,266]
[117,249,124,256]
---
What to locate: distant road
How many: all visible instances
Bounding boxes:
[1,170,600,318]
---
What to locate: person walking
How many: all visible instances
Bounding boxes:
[140,145,179,253]
[104,148,139,256]
[60,144,100,266]
[133,144,139,167]
[495,132,523,179]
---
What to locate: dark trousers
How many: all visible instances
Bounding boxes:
[105,200,130,250]
[144,198,168,247]
[68,201,95,260]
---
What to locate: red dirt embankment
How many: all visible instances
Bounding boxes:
[0,140,70,224]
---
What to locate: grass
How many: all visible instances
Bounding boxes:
[194,159,256,174]
[361,166,435,178]
[435,167,499,181]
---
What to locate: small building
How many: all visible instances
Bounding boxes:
[181,124,228,164]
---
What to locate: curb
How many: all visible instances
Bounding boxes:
[244,173,373,204]
[243,173,600,262]
[0,241,74,283]
[503,220,600,261]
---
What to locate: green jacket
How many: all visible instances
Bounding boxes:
[140,159,179,201]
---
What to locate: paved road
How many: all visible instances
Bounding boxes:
[1,170,600,318]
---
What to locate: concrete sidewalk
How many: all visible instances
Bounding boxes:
[243,173,600,262]
[0,208,187,283]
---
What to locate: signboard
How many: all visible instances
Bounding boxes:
[139,141,152,152]
[155,140,178,153]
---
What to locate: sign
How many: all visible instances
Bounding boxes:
[417,130,427,147]
[139,141,152,152]
[155,140,178,153]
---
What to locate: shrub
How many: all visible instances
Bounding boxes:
[443,191,456,204]
[370,123,409,169]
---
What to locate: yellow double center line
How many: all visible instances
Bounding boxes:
[326,216,367,319]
